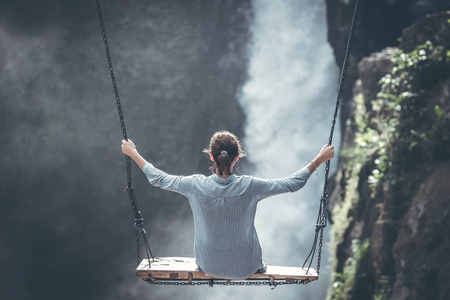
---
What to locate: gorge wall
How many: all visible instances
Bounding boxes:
[325,2,450,300]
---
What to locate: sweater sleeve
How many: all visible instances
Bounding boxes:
[142,162,193,196]
[251,167,312,201]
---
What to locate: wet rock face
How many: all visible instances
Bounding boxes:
[325,0,450,63]
[356,48,395,102]
[324,0,450,128]
[400,10,450,52]
[391,161,450,300]
[326,10,450,300]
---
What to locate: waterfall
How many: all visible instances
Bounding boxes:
[238,0,339,298]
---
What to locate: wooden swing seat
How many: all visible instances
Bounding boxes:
[136,257,318,283]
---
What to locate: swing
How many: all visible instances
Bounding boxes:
[136,257,317,286]
[95,0,360,287]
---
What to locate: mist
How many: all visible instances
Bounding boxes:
[1,1,338,299]
[240,0,338,299]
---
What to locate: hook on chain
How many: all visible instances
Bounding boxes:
[134,211,146,233]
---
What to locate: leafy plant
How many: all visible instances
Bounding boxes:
[329,239,371,300]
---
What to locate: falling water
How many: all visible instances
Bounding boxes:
[238,0,339,299]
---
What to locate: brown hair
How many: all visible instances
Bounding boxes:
[203,131,246,176]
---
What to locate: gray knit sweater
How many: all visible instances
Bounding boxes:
[142,162,311,279]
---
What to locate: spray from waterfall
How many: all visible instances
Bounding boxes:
[238,0,339,298]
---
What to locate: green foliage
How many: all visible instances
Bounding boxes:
[435,105,445,118]
[343,92,392,198]
[329,239,371,300]
[330,161,362,249]
[343,40,450,199]
[373,275,392,300]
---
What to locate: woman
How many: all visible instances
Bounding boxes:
[121,131,334,279]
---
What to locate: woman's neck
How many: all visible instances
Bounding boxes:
[214,161,236,178]
[216,171,231,179]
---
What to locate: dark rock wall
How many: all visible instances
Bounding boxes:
[391,161,450,300]
[325,3,450,300]
[325,0,450,128]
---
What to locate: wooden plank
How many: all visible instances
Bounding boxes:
[136,257,318,282]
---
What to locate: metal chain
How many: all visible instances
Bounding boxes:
[136,231,141,266]
[95,0,154,267]
[143,278,312,287]
[304,0,361,275]
[96,1,128,141]
[317,225,324,274]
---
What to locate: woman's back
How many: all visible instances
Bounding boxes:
[188,174,262,279]
[143,163,311,279]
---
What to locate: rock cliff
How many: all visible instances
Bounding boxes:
[326,7,450,300]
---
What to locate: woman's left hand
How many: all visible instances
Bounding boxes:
[121,139,137,157]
